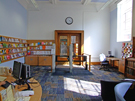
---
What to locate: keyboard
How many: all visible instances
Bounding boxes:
[1,81,10,88]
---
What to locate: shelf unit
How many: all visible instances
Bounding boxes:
[0,35,27,63]
[27,40,55,56]
[125,58,135,79]
[25,40,55,67]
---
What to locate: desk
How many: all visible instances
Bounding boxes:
[0,75,42,101]
[106,57,120,68]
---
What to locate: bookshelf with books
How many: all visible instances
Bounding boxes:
[0,35,27,63]
[26,40,55,67]
[125,58,135,79]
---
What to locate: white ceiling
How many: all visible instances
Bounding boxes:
[17,0,121,11]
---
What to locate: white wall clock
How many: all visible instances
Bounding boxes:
[65,17,73,25]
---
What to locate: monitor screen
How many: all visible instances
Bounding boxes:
[21,64,31,80]
[12,61,22,80]
[108,51,111,55]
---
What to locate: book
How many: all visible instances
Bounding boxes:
[42,46,45,50]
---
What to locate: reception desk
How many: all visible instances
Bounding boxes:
[0,75,42,101]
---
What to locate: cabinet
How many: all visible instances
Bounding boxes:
[25,40,55,68]
[25,55,52,67]
[119,59,125,73]
[0,35,27,63]
[39,56,52,66]
[25,56,38,65]
[125,58,135,79]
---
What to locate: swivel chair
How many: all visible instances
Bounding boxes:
[99,53,109,70]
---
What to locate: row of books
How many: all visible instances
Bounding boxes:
[27,51,52,55]
[0,48,27,55]
[0,36,27,43]
[127,61,135,67]
[0,52,26,61]
[0,43,27,48]
[29,42,53,46]
[126,68,134,75]
[27,46,52,50]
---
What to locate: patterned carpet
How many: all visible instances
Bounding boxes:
[30,65,125,101]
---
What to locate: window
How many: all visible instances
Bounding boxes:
[117,0,133,42]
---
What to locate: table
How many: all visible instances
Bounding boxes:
[106,57,120,68]
[0,75,42,101]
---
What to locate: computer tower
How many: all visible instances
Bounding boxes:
[21,64,31,80]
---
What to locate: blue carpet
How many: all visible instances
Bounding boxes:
[52,67,93,76]
[30,65,125,101]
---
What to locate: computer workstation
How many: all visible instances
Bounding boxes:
[0,61,42,101]
[3,61,34,90]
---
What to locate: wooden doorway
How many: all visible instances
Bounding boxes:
[55,30,84,64]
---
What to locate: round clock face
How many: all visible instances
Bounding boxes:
[65,17,73,25]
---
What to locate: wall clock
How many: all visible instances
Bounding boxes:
[65,17,73,25]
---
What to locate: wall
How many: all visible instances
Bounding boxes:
[0,0,27,69]
[110,8,122,58]
[27,3,110,62]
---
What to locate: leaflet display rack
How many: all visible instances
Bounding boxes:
[0,35,27,63]
[25,40,55,67]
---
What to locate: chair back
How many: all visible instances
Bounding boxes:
[99,53,106,62]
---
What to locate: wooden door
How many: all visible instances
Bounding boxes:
[57,33,81,62]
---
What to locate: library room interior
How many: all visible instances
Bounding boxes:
[1,0,135,101]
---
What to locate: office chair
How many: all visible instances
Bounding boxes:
[100,80,121,101]
[99,53,109,70]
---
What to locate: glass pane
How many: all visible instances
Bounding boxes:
[60,36,67,55]
[71,36,79,56]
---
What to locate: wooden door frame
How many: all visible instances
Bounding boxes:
[55,30,84,55]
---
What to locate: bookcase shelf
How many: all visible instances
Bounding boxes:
[0,35,27,63]
[26,40,55,67]
[125,58,135,79]
[27,40,55,56]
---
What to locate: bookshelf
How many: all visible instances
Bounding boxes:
[0,35,27,63]
[25,40,55,67]
[27,40,55,56]
[125,58,135,79]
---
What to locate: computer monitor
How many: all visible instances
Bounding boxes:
[21,64,31,80]
[108,51,111,56]
[12,61,22,80]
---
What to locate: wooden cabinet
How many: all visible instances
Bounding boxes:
[25,56,38,65]
[39,56,52,66]
[119,59,125,73]
[0,35,27,63]
[25,55,52,68]
[125,58,135,79]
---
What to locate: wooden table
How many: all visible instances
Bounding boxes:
[106,57,120,68]
[0,75,42,101]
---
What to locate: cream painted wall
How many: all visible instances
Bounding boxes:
[27,3,110,62]
[84,10,110,62]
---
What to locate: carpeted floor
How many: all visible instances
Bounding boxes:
[30,65,125,101]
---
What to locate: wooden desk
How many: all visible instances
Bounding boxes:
[0,75,42,101]
[106,57,120,67]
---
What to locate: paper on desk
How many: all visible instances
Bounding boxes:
[6,85,14,101]
[0,89,7,101]
[24,97,31,101]
[0,76,7,81]
[16,97,30,101]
